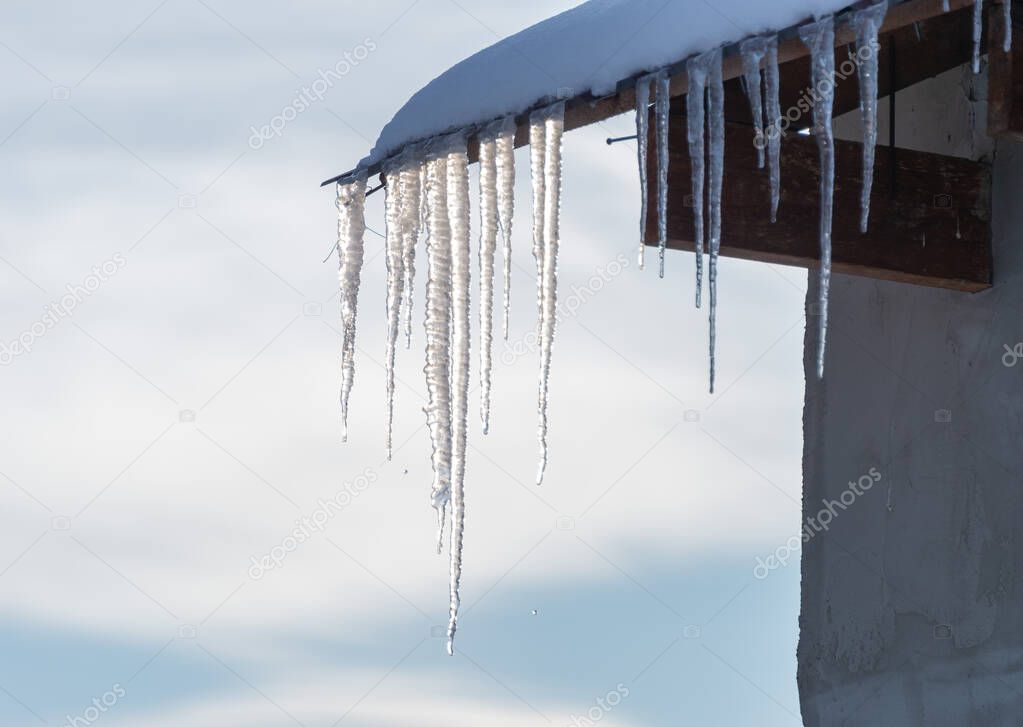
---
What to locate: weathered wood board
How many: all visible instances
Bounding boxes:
[988,1,1023,140]
[643,122,991,292]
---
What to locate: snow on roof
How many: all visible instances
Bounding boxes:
[362,0,855,167]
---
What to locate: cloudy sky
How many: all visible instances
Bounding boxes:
[0,1,811,725]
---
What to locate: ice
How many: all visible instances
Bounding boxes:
[974,0,984,73]
[851,3,887,234]
[764,36,782,223]
[420,163,428,230]
[383,159,406,460]
[337,171,367,443]
[400,160,423,350]
[655,70,670,278]
[1004,0,1013,53]
[530,113,547,337]
[494,117,516,340]
[707,48,724,395]
[423,148,453,552]
[327,0,891,650]
[535,102,565,486]
[478,126,499,435]
[445,136,471,655]
[740,37,769,169]
[799,16,836,379]
[635,75,653,270]
[686,54,708,309]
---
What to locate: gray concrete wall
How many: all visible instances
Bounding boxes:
[798,65,1023,725]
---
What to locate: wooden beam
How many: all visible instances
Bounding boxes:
[643,122,992,292]
[323,0,978,186]
[988,1,1023,139]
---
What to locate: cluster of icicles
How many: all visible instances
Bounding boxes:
[334,0,1006,653]
[335,107,562,654]
[636,0,1006,380]
[638,2,885,382]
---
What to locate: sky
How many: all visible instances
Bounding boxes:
[0,1,811,725]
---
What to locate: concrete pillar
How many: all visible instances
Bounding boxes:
[798,67,1023,725]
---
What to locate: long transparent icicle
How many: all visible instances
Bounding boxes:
[765,37,782,223]
[530,113,547,337]
[974,0,984,73]
[852,3,887,234]
[536,102,565,487]
[635,75,652,270]
[446,137,471,656]
[478,127,499,435]
[740,37,769,169]
[707,48,724,394]
[423,151,453,552]
[337,172,367,443]
[1005,0,1013,52]
[800,17,836,379]
[686,56,708,309]
[495,117,516,340]
[383,161,406,459]
[400,159,423,350]
[655,71,670,278]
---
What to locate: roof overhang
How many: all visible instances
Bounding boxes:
[321,0,976,187]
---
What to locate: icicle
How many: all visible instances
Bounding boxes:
[765,36,782,223]
[799,16,836,380]
[423,149,452,553]
[535,102,565,487]
[420,163,428,227]
[478,125,499,435]
[974,0,984,74]
[383,160,406,460]
[686,55,708,309]
[337,172,367,443]
[655,70,670,278]
[707,48,724,395]
[851,3,887,234]
[635,75,653,269]
[445,135,471,656]
[530,113,547,337]
[1005,0,1013,53]
[739,37,769,169]
[400,159,423,350]
[495,116,516,341]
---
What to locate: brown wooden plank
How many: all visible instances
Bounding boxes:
[988,1,1023,140]
[642,121,992,292]
[324,0,978,185]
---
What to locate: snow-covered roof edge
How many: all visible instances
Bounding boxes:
[322,0,955,185]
